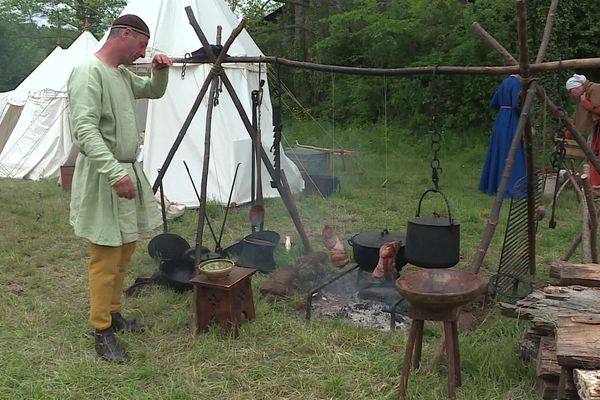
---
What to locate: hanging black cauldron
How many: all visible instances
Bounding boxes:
[347,229,406,271]
[405,189,460,268]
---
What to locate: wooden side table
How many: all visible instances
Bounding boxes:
[190,266,256,335]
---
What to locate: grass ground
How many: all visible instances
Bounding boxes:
[0,122,582,399]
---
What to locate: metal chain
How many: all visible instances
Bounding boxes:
[551,138,566,171]
[551,120,566,172]
[430,67,442,190]
[181,52,191,80]
[257,61,263,126]
[213,76,221,107]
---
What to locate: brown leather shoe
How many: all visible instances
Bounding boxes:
[110,312,146,333]
[95,327,128,362]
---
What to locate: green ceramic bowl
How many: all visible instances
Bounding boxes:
[198,259,234,280]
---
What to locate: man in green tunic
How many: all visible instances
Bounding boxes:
[68,14,172,362]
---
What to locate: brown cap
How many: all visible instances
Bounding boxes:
[111,14,150,38]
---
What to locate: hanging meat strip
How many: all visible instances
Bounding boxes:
[322,225,349,268]
[372,241,402,278]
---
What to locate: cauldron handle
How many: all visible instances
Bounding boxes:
[415,188,454,224]
[347,233,357,247]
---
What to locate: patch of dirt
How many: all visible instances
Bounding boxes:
[7,283,25,296]
[457,295,490,334]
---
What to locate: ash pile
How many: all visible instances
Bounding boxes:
[259,252,409,331]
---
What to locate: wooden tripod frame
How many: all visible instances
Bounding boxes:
[151,7,312,261]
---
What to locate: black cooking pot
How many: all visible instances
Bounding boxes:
[157,259,195,292]
[347,229,406,271]
[405,189,460,268]
[147,233,190,261]
[156,248,223,292]
[225,230,280,273]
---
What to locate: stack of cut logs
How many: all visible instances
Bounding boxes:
[499,261,600,400]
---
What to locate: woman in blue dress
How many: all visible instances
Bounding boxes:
[479,74,526,198]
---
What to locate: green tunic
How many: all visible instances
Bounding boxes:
[68,57,168,246]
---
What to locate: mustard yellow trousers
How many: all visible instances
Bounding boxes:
[88,242,136,330]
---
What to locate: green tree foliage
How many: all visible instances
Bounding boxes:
[0,0,124,91]
[0,0,125,33]
[0,22,62,91]
[245,0,600,134]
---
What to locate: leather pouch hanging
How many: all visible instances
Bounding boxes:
[405,189,460,268]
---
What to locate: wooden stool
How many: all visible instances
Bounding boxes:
[190,266,256,336]
[399,305,461,400]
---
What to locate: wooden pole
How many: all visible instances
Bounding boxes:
[562,169,585,261]
[563,235,582,261]
[170,55,600,76]
[581,169,598,262]
[562,204,600,261]
[516,0,537,275]
[576,174,591,263]
[516,1,530,78]
[472,22,518,66]
[566,171,590,262]
[192,15,224,264]
[280,170,312,252]
[534,0,560,64]
[195,76,220,265]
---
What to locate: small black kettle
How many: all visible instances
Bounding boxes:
[404,189,460,268]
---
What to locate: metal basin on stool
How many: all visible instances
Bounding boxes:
[395,269,483,313]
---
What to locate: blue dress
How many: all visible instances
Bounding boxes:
[479,76,526,198]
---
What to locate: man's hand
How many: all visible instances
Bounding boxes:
[580,93,588,103]
[113,175,137,199]
[152,54,173,69]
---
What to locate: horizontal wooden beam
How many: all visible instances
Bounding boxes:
[168,55,600,76]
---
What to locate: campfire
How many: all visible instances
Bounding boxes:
[259,252,410,331]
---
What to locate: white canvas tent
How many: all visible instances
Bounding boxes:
[111,0,303,206]
[0,31,99,179]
